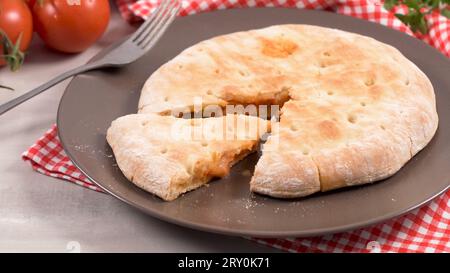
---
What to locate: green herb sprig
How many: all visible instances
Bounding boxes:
[384,0,450,34]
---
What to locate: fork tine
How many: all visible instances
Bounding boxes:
[131,0,172,42]
[135,0,179,46]
[139,0,181,49]
[141,5,180,50]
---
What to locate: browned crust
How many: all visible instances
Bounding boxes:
[128,24,438,199]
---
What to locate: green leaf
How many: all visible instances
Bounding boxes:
[428,0,441,9]
[442,9,450,19]
[404,0,421,10]
[395,11,429,34]
[395,13,412,24]
[388,0,447,34]
[417,15,428,34]
[384,0,399,10]
[411,13,428,34]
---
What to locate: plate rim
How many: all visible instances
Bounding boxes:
[57,7,450,238]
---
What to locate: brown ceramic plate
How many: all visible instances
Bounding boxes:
[57,8,450,237]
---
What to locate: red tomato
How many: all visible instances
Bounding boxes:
[33,0,110,53]
[0,0,33,70]
[25,0,36,9]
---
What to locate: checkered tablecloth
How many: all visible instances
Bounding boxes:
[23,1,450,253]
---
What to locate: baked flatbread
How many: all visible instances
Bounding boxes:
[136,24,438,199]
[106,114,270,201]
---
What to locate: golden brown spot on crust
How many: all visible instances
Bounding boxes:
[261,38,298,58]
[347,114,357,124]
[290,123,299,131]
[378,64,400,82]
[368,85,383,100]
[364,78,375,86]
[318,120,341,140]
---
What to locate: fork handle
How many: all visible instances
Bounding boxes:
[0,62,102,115]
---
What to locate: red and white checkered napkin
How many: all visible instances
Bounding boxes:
[117,0,450,57]
[23,1,450,252]
[23,126,450,253]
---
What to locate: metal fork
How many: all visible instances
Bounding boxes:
[0,0,181,115]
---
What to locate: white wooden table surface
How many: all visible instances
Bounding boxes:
[0,5,279,253]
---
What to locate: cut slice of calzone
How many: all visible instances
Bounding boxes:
[107,113,270,201]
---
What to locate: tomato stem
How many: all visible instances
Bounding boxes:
[0,29,25,72]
